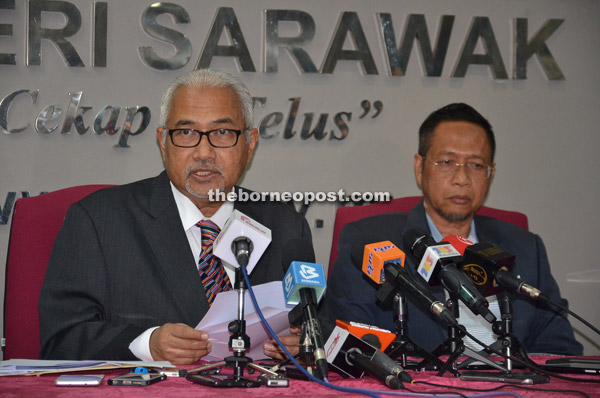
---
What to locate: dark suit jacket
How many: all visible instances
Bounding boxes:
[319,201,583,355]
[39,171,313,360]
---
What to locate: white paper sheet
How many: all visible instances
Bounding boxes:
[195,281,292,361]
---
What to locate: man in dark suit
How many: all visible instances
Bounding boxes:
[320,103,582,355]
[39,69,312,364]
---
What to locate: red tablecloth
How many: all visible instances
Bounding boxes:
[1,357,598,398]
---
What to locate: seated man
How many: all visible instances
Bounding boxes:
[39,69,312,364]
[319,103,582,355]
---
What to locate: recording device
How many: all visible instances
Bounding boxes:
[403,228,496,323]
[352,239,456,326]
[541,357,600,374]
[186,373,260,388]
[443,235,544,300]
[283,260,328,380]
[55,374,104,386]
[324,326,405,389]
[108,373,166,386]
[213,209,272,273]
[257,373,290,387]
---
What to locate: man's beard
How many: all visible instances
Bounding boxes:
[438,208,473,223]
[184,162,226,199]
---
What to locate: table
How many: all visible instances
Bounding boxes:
[1,357,598,398]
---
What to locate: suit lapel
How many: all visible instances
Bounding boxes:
[232,187,260,220]
[141,172,210,323]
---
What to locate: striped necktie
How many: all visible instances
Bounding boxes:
[197,219,232,305]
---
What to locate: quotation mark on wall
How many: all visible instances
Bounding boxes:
[359,100,383,119]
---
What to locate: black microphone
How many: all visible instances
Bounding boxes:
[325,326,404,389]
[445,235,544,300]
[360,335,413,383]
[231,237,253,267]
[281,239,327,380]
[350,239,457,326]
[404,227,496,324]
[346,349,404,389]
[494,271,543,300]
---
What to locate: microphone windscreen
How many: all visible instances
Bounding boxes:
[403,227,433,259]
[442,235,473,255]
[282,238,315,273]
[360,334,381,349]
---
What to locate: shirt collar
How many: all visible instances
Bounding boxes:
[170,183,234,231]
[425,212,479,243]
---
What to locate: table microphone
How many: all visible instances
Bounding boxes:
[404,227,496,323]
[282,254,327,380]
[325,326,405,389]
[351,238,456,326]
[213,210,271,272]
[444,235,543,300]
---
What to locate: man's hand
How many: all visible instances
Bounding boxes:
[263,325,301,360]
[150,323,211,365]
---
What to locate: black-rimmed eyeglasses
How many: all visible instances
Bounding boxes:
[167,128,244,148]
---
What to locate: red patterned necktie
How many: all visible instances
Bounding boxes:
[197,219,232,305]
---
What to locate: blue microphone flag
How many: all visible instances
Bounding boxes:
[283,261,326,305]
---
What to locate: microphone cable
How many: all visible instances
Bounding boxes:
[413,379,591,398]
[240,265,502,398]
[459,325,600,385]
[535,295,600,337]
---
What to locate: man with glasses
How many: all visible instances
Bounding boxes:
[319,103,582,355]
[39,69,312,363]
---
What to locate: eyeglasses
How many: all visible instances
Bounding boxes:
[422,156,492,179]
[167,128,244,148]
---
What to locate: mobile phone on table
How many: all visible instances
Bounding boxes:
[55,374,104,386]
[107,372,166,386]
[186,373,260,388]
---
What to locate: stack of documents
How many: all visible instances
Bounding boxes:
[0,360,174,376]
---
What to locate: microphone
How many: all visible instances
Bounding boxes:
[494,272,543,300]
[231,237,253,267]
[325,326,406,389]
[351,239,456,326]
[336,320,396,352]
[445,236,543,300]
[360,240,405,284]
[403,228,496,324]
[282,260,328,380]
[213,210,271,272]
[443,235,515,297]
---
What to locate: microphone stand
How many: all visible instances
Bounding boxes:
[423,295,508,377]
[288,298,318,377]
[458,294,549,384]
[287,288,328,380]
[298,322,316,371]
[385,291,446,372]
[186,240,280,387]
